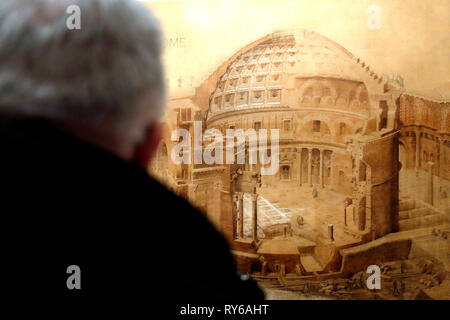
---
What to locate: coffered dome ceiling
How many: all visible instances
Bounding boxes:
[207,30,384,121]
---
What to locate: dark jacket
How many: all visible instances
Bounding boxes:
[0,115,264,306]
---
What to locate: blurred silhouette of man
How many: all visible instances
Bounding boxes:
[0,0,263,307]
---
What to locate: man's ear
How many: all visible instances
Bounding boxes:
[133,123,163,169]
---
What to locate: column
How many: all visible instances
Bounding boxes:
[344,201,348,226]
[238,192,244,238]
[280,264,286,277]
[329,151,334,187]
[308,148,312,187]
[251,193,258,241]
[299,148,302,186]
[344,206,347,226]
[438,137,443,178]
[261,261,267,276]
[328,224,334,242]
[415,130,420,171]
[319,149,324,188]
[427,162,434,206]
[232,193,238,239]
[244,147,249,171]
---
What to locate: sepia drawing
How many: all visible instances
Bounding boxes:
[147,2,449,300]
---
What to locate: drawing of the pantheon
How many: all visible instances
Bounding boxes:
[150,29,449,296]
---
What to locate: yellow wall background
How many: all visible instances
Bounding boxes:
[142,0,449,99]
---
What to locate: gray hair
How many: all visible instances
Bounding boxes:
[0,0,165,136]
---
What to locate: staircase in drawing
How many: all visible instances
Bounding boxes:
[399,197,449,231]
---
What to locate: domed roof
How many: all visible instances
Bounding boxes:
[206,30,382,120]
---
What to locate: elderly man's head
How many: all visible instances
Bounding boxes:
[0,0,166,166]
